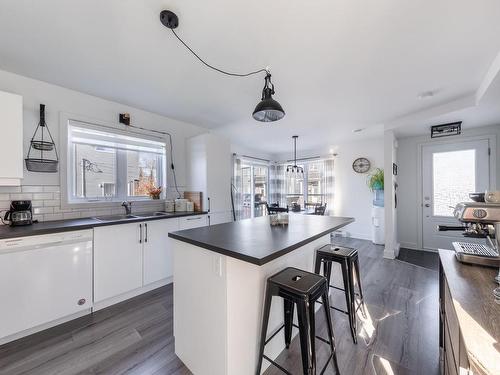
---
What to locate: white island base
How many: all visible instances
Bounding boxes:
[172,234,330,375]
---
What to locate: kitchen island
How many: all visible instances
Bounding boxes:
[169,214,354,375]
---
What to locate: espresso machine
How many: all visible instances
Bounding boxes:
[443,201,500,301]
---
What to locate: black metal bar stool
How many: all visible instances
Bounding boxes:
[314,244,364,344]
[256,267,340,375]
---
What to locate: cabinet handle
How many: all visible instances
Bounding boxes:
[139,224,142,244]
[187,216,202,221]
[208,197,211,212]
[145,223,148,243]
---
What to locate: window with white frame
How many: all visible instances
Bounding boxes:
[284,161,325,207]
[67,121,166,203]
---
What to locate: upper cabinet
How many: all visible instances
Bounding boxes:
[186,133,232,219]
[0,90,23,186]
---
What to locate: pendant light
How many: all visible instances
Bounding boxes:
[160,10,285,123]
[286,136,304,177]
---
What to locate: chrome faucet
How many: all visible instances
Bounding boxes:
[121,201,132,215]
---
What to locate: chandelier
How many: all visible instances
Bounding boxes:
[286,136,304,177]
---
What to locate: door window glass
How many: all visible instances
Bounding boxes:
[433,149,475,216]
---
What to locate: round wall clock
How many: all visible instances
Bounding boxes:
[352,157,371,173]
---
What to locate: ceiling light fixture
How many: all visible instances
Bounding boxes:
[286,136,304,177]
[160,10,285,123]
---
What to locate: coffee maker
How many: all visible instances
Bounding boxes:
[4,200,33,226]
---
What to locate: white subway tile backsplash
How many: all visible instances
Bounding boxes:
[31,200,44,208]
[0,186,21,193]
[43,200,60,207]
[10,193,33,200]
[43,213,64,221]
[0,184,168,224]
[32,193,53,200]
[21,186,44,193]
[43,186,60,193]
[33,207,54,215]
[63,212,81,220]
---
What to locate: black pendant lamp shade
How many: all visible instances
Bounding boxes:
[252,73,285,122]
[160,10,285,123]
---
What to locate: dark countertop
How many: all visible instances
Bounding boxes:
[169,215,354,265]
[0,211,208,240]
[439,249,500,375]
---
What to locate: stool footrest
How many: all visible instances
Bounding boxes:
[264,324,285,346]
[262,354,292,375]
[291,323,331,346]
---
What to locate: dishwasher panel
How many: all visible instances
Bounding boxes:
[0,230,93,341]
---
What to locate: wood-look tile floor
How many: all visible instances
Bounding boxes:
[0,239,439,375]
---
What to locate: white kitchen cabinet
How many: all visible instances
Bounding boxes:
[186,133,232,219]
[208,211,233,226]
[0,90,23,185]
[94,218,185,305]
[94,222,143,302]
[143,219,179,285]
[179,214,209,230]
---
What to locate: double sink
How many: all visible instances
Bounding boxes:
[93,211,176,222]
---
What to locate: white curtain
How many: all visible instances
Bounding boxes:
[269,164,286,207]
[232,155,243,220]
[323,158,335,215]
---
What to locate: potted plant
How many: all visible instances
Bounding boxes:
[367,168,384,207]
[146,185,163,200]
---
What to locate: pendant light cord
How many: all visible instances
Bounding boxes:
[170,29,268,77]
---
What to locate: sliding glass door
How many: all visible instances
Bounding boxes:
[241,162,269,218]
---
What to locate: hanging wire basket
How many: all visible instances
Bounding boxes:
[25,104,59,173]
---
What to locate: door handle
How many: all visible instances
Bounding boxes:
[424,204,430,208]
[139,224,142,244]
[145,223,148,243]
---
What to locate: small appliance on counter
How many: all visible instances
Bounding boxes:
[440,201,500,268]
[3,200,33,226]
[165,200,175,213]
[175,198,188,212]
[186,201,194,212]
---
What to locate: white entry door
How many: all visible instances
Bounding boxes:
[422,139,490,250]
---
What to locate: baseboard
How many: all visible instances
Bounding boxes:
[348,232,373,241]
[400,242,419,250]
[93,277,173,312]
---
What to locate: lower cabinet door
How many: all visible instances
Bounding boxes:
[94,223,143,302]
[143,219,179,285]
[179,215,208,230]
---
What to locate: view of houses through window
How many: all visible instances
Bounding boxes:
[68,122,166,203]
[285,161,325,208]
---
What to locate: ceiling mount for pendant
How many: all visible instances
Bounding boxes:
[286,136,304,177]
[159,9,285,123]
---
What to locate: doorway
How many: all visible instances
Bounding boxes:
[421,139,490,250]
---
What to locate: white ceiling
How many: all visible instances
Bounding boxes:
[1,0,500,153]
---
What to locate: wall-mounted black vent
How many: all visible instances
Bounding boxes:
[431,121,462,138]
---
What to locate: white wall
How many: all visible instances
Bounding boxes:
[396,124,500,250]
[332,137,385,240]
[0,69,206,189]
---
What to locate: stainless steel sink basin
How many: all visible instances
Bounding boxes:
[93,214,138,222]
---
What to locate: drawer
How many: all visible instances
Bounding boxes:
[179,215,208,230]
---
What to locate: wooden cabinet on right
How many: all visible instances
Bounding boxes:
[439,249,499,375]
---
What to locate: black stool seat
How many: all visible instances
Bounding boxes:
[256,267,340,375]
[314,244,365,344]
[269,267,326,296]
